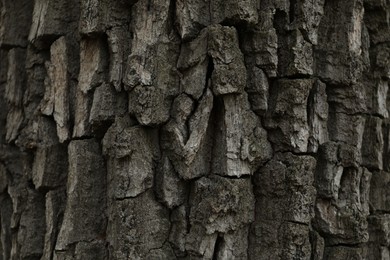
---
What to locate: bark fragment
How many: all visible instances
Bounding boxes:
[56,139,106,251]
[29,0,79,46]
[103,122,159,199]
[315,0,364,85]
[370,170,390,212]
[5,48,26,142]
[250,153,316,259]
[314,167,371,245]
[265,79,313,153]
[177,29,209,99]
[0,0,33,47]
[107,27,131,91]
[308,80,329,153]
[213,93,272,177]
[208,25,246,96]
[245,66,269,116]
[107,190,172,259]
[189,175,255,234]
[16,189,46,259]
[46,36,78,143]
[155,155,187,208]
[161,89,213,180]
[78,38,108,94]
[42,189,66,260]
[124,0,180,126]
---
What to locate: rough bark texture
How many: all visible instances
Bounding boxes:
[0,0,389,259]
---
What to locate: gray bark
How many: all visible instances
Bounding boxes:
[0,0,389,259]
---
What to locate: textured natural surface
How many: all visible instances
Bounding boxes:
[0,0,389,259]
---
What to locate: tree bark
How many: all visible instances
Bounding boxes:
[0,0,389,259]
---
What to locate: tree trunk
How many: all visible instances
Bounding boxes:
[0,0,389,259]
